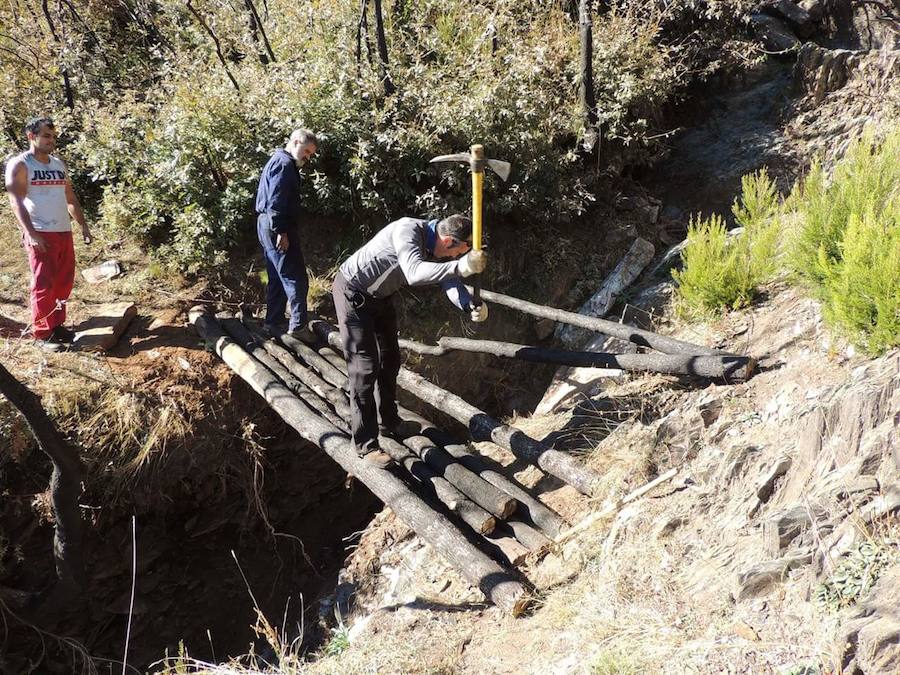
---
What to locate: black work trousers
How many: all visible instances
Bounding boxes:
[332,271,402,452]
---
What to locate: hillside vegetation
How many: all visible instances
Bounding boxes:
[1,0,752,270]
[674,129,900,354]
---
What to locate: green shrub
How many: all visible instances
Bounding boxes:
[787,129,900,354]
[673,169,781,315]
[820,206,900,354]
[815,539,899,611]
[788,131,900,288]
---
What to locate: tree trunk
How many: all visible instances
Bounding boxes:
[244,321,500,537]
[243,0,276,64]
[309,319,604,497]
[411,337,754,381]
[372,0,395,95]
[272,337,568,538]
[248,321,513,532]
[0,362,84,599]
[473,287,727,356]
[578,0,598,152]
[390,405,568,537]
[379,435,497,535]
[219,315,345,427]
[186,0,241,92]
[401,434,517,519]
[192,310,529,614]
[40,0,74,108]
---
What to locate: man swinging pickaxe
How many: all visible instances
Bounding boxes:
[430,145,511,307]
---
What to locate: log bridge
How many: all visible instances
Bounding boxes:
[190,287,751,615]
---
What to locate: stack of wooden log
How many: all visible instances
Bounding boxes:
[191,307,600,616]
[190,284,752,615]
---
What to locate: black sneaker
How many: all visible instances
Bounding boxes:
[356,445,394,469]
[379,419,421,439]
[287,325,316,343]
[34,337,66,352]
[262,322,288,338]
[51,325,75,343]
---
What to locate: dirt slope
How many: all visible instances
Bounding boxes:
[305,281,898,674]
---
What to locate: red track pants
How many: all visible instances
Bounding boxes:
[26,231,75,340]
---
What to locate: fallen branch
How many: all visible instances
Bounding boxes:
[473,288,725,356]
[402,336,754,381]
[556,237,655,347]
[554,468,679,546]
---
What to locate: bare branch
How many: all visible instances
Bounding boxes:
[185,0,241,92]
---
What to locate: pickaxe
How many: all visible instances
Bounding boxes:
[430,144,511,306]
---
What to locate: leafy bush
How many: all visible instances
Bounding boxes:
[815,539,899,611]
[673,169,781,315]
[788,132,899,287]
[3,0,750,271]
[820,207,900,353]
[787,130,900,354]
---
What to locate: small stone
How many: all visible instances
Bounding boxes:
[733,620,761,641]
[72,302,137,352]
[81,259,122,284]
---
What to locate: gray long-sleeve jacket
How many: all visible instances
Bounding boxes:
[339,217,471,308]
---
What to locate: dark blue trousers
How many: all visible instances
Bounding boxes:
[257,214,308,331]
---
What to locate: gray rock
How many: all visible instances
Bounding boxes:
[815,519,864,577]
[861,483,900,524]
[720,445,759,484]
[750,13,801,52]
[764,504,829,555]
[840,566,900,674]
[794,44,857,103]
[799,0,824,22]
[764,0,815,37]
[756,455,793,503]
[735,549,813,600]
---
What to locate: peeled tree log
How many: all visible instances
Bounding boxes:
[555,237,656,348]
[403,336,754,381]
[309,319,604,498]
[396,407,568,538]
[269,336,566,540]
[190,309,529,615]
[0,362,85,602]
[472,288,725,357]
[377,435,497,536]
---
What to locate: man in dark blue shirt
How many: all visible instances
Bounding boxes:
[255,128,318,337]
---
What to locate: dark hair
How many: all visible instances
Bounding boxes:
[25,117,54,136]
[436,214,472,242]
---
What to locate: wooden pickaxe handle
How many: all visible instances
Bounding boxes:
[471,145,484,306]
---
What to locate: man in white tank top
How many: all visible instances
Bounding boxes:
[5,116,92,349]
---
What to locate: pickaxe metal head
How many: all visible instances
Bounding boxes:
[430,144,512,182]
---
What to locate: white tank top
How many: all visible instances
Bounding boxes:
[4,152,71,232]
